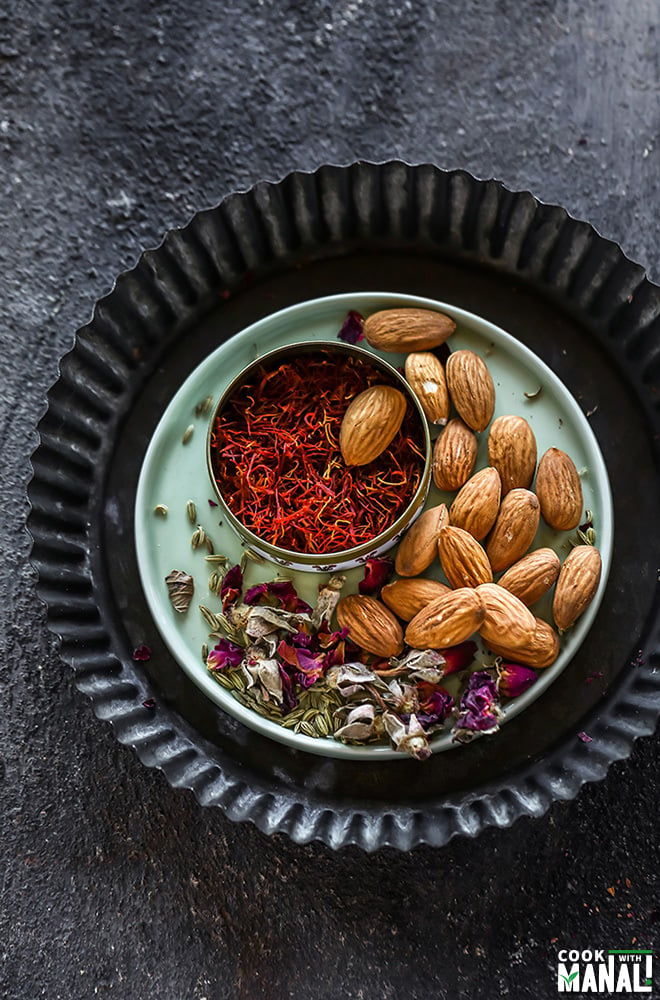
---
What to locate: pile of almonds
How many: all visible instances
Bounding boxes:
[336,307,603,674]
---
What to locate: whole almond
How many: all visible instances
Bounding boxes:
[485,616,560,668]
[438,525,493,589]
[339,384,406,466]
[405,587,485,649]
[486,488,540,572]
[395,503,449,577]
[535,447,583,531]
[404,351,450,426]
[445,350,495,432]
[433,418,478,491]
[497,547,561,606]
[363,307,456,353]
[381,577,452,622]
[336,594,403,657]
[487,414,537,494]
[477,582,536,650]
[553,544,602,632]
[449,466,502,540]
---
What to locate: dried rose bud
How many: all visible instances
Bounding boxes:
[439,640,478,677]
[132,644,152,662]
[496,662,539,699]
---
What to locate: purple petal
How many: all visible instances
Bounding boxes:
[337,310,364,344]
[220,564,243,610]
[142,698,156,709]
[244,583,269,605]
[268,580,312,613]
[207,638,244,671]
[358,557,393,596]
[578,731,593,743]
[438,640,477,676]
[132,644,152,662]
[208,499,218,507]
[496,663,539,699]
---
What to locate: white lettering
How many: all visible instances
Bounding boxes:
[558,950,568,962]
[581,965,598,991]
[616,964,633,992]
[593,950,605,962]
[597,958,615,991]
[632,958,653,993]
[558,963,580,992]
[568,950,580,963]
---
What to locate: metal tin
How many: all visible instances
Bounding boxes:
[205,341,432,571]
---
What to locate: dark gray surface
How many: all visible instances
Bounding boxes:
[2,2,659,998]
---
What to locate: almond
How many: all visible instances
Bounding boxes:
[437,524,493,589]
[535,447,583,531]
[405,587,485,649]
[404,351,450,426]
[449,466,502,540]
[552,544,602,632]
[432,418,478,491]
[363,307,456,353]
[445,350,495,432]
[336,594,403,657]
[497,547,561,606]
[487,414,537,494]
[485,616,560,668]
[486,488,540,572]
[477,582,537,650]
[395,503,448,577]
[381,577,452,622]
[339,384,406,466]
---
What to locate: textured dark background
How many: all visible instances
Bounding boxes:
[3,1,659,998]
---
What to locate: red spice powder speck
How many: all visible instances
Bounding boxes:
[210,353,425,553]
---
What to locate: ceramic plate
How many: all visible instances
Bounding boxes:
[135,291,613,759]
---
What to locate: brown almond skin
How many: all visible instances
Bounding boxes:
[381,577,452,622]
[395,503,448,577]
[553,545,602,632]
[336,595,403,657]
[363,307,456,353]
[339,384,406,466]
[497,548,561,606]
[445,350,495,432]
[486,488,540,572]
[405,587,485,649]
[438,525,493,589]
[487,414,537,494]
[485,616,560,668]
[449,466,502,540]
[477,582,536,650]
[536,447,583,531]
[404,351,450,425]
[432,418,478,491]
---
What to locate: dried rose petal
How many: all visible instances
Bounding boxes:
[132,644,152,662]
[277,640,325,688]
[383,712,431,760]
[496,662,539,699]
[452,670,503,742]
[416,682,455,728]
[208,499,218,507]
[577,731,593,743]
[433,342,452,365]
[142,698,156,709]
[268,580,312,614]
[337,310,364,344]
[220,564,243,610]
[207,638,244,671]
[358,557,394,596]
[244,583,269,605]
[439,640,478,677]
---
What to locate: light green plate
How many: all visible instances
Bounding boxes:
[134,292,613,760]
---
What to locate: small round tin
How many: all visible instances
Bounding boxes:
[206,341,432,571]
